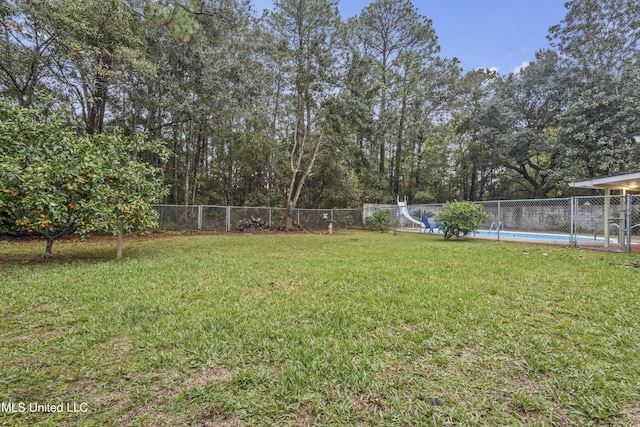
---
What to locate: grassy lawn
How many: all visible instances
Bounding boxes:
[1,231,639,426]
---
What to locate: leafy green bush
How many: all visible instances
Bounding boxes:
[368,209,393,233]
[435,201,490,240]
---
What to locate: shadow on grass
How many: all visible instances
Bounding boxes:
[1,245,123,266]
[0,233,174,266]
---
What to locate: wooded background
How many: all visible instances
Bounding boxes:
[2,0,639,209]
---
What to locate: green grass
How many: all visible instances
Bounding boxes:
[1,231,639,426]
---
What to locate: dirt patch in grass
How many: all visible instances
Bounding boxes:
[16,325,69,343]
[624,405,640,426]
[8,304,72,345]
[116,404,174,427]
[10,355,40,370]
[94,334,138,364]
[100,371,184,426]
[179,367,233,390]
[200,414,244,427]
[350,392,385,420]
[457,346,480,366]
[294,401,325,426]
[15,301,55,318]
[79,378,131,417]
[102,367,235,425]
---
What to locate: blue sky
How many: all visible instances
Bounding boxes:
[250,0,568,74]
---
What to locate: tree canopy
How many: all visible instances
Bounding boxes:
[1,0,639,211]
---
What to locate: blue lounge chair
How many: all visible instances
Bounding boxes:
[421,215,436,233]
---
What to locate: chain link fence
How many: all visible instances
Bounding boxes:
[474,197,635,252]
[154,205,364,232]
[155,205,201,230]
[396,196,636,252]
[156,196,639,252]
[632,195,640,236]
[478,198,573,233]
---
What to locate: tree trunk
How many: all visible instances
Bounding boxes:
[285,200,295,230]
[183,125,191,206]
[116,221,123,260]
[285,131,323,230]
[191,129,204,204]
[393,92,407,196]
[172,127,180,203]
[469,164,478,201]
[268,75,282,194]
[86,54,111,135]
[379,54,388,176]
[44,237,54,258]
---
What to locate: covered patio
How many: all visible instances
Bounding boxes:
[570,171,640,250]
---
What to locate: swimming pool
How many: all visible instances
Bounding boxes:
[471,230,607,243]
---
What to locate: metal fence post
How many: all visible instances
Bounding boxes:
[569,197,576,247]
[497,201,501,242]
[626,194,632,253]
[197,205,203,231]
[268,208,272,227]
[226,206,231,232]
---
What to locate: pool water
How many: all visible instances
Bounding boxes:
[472,230,607,243]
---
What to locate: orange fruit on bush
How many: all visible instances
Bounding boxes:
[67,185,74,191]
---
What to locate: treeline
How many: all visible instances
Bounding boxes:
[2,0,639,209]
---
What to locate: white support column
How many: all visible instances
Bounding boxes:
[620,189,627,250]
[604,188,610,248]
[626,194,632,253]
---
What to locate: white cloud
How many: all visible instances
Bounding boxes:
[511,61,530,74]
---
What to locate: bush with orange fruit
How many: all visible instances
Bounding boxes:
[0,100,169,257]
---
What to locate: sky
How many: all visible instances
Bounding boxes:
[250,0,568,74]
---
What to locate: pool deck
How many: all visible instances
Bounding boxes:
[395,227,640,253]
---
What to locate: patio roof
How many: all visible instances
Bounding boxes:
[569,171,640,191]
